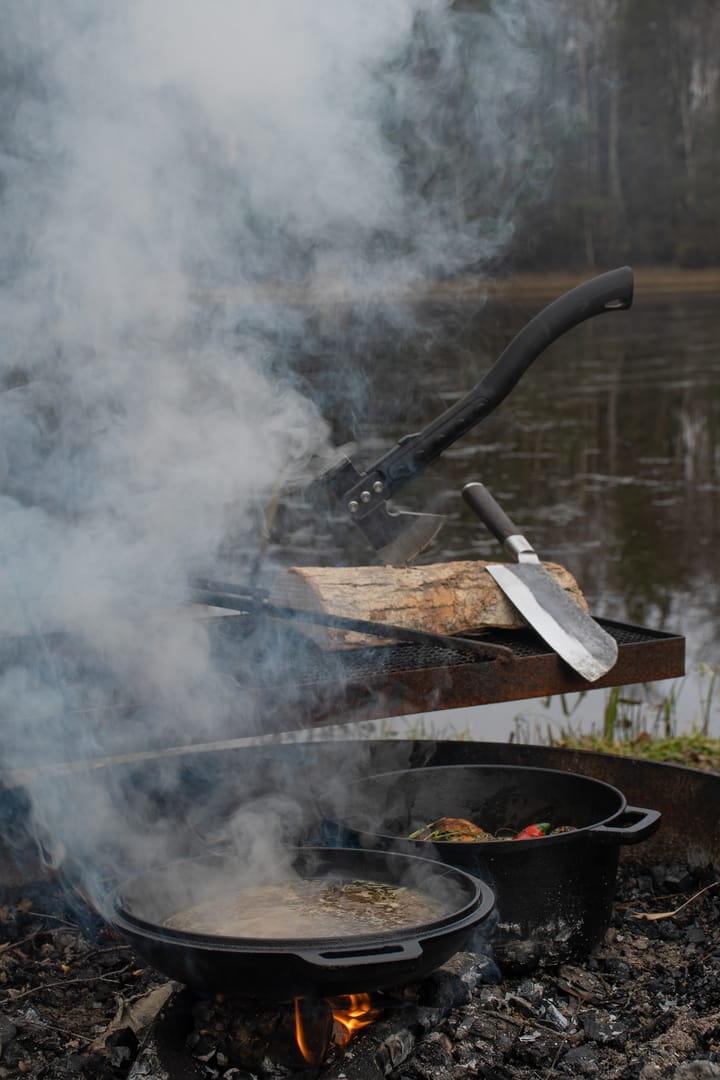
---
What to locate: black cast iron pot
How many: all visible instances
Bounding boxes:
[108,846,495,999]
[317,765,660,973]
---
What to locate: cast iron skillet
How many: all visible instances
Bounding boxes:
[317,765,661,973]
[108,846,495,999]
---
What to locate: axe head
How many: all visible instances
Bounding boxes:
[320,455,444,565]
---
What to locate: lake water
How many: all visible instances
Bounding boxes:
[276,282,720,744]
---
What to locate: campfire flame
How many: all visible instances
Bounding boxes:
[293,997,332,1067]
[328,993,382,1045]
[293,993,381,1065]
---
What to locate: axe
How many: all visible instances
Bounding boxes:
[320,266,633,564]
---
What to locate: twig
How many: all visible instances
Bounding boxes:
[0,931,41,955]
[25,911,78,928]
[20,1016,93,1043]
[0,924,78,954]
[630,881,719,921]
[80,944,131,962]
[2,963,134,1003]
[544,1040,565,1078]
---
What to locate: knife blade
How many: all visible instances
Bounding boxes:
[461,482,618,682]
[321,266,634,564]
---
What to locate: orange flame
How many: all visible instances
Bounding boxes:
[293,993,382,1066]
[293,998,330,1067]
[328,994,382,1045]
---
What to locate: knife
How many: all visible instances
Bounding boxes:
[461,482,618,682]
[321,266,634,565]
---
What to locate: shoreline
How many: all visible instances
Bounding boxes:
[484,265,720,300]
[419,265,720,303]
[193,265,720,310]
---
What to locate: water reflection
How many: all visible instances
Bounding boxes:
[277,288,720,739]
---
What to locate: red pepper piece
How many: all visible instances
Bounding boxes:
[513,822,551,840]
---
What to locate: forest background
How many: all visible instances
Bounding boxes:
[437,0,720,274]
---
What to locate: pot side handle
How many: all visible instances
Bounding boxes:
[296,939,423,969]
[587,805,661,845]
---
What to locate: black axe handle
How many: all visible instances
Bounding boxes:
[191,580,514,663]
[330,266,633,515]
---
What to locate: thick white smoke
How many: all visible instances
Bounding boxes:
[0,0,551,889]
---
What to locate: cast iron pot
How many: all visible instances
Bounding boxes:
[317,765,660,973]
[108,846,495,999]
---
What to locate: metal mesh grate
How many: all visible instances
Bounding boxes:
[219,618,677,687]
[290,621,671,682]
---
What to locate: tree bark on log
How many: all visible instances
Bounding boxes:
[269,561,588,649]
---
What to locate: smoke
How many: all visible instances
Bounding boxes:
[0,0,553,894]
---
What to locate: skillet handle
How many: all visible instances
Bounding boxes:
[297,939,423,969]
[587,805,661,845]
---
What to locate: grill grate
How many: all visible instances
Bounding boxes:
[340,620,677,672]
[0,616,685,755]
[207,615,684,723]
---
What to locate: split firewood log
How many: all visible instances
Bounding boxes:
[269,561,588,649]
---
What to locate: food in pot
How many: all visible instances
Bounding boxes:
[513,822,551,840]
[162,877,446,939]
[408,817,496,842]
[408,817,577,842]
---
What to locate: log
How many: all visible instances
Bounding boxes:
[269,560,588,649]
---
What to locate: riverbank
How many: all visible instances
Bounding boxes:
[196,264,720,309]
[486,265,720,300]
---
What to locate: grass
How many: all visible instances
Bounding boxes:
[548,728,720,770]
[529,663,720,771]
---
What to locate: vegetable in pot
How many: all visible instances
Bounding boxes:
[408,817,577,843]
[513,822,551,840]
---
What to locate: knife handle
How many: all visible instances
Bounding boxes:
[462,482,537,562]
[349,267,633,507]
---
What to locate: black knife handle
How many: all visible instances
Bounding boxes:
[462,482,520,545]
[341,267,633,513]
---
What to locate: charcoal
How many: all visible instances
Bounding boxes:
[504,994,535,1018]
[538,999,569,1030]
[579,1010,625,1046]
[672,1063,720,1078]
[0,1016,18,1048]
[562,1044,598,1068]
[651,862,697,893]
[105,1028,139,1068]
[467,1013,520,1054]
[514,1029,564,1067]
[0,1040,25,1068]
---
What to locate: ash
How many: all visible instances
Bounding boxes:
[2,862,720,1080]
